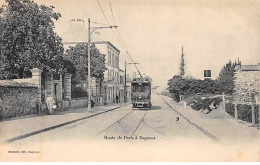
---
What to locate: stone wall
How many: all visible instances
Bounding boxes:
[234,64,260,104]
[0,85,38,119]
[58,97,88,112]
[71,97,88,109]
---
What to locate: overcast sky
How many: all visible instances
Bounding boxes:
[1,0,260,88]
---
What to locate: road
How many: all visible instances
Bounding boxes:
[3,93,259,161]
[8,93,216,144]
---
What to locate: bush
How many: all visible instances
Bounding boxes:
[190,97,222,112]
[71,87,95,107]
[213,97,222,106]
[71,87,88,98]
[167,75,223,101]
[225,103,259,124]
[185,95,202,106]
[225,102,235,117]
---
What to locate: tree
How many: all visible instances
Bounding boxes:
[0,0,64,79]
[64,43,106,86]
[217,60,237,94]
[167,75,186,101]
[168,75,222,101]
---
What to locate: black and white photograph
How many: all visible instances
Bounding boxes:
[0,0,259,162]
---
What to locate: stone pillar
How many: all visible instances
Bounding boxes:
[30,68,42,112]
[45,74,54,97]
[64,73,72,100]
[58,75,63,101]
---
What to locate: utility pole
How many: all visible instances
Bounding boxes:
[87,18,117,111]
[88,18,91,111]
[180,46,185,77]
[124,61,138,103]
[124,61,127,103]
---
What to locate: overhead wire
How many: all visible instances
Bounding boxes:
[97,0,143,78]
[108,0,117,26]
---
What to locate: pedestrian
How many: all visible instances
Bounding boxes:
[116,95,119,103]
[46,94,55,115]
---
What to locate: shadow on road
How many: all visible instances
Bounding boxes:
[132,106,161,111]
[150,106,162,110]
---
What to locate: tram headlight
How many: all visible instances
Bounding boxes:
[138,96,142,100]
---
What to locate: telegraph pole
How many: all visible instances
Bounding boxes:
[87,18,117,111]
[124,61,138,103]
[124,61,127,103]
[88,18,91,111]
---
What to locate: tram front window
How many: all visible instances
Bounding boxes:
[132,84,144,92]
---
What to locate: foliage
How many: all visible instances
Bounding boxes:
[71,87,95,107]
[167,75,221,102]
[190,97,222,113]
[167,60,239,101]
[64,43,106,86]
[71,87,88,98]
[62,56,78,85]
[0,0,64,79]
[185,95,202,106]
[225,103,259,124]
[217,60,237,94]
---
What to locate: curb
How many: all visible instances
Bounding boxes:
[1,104,130,144]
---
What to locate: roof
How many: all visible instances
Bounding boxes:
[93,41,120,53]
[60,22,119,52]
[62,40,120,53]
[132,77,152,83]
[240,64,260,71]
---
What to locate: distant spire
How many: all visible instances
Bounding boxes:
[180,46,185,77]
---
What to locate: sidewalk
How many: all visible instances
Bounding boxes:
[161,95,259,144]
[0,102,129,144]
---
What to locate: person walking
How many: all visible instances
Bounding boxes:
[46,94,55,115]
[116,95,119,103]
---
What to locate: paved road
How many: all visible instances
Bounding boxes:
[3,93,259,161]
[8,93,215,146]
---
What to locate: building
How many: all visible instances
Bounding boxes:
[94,41,123,104]
[119,69,125,102]
[234,63,260,104]
[125,74,133,102]
[61,20,126,105]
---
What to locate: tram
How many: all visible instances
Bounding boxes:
[131,77,152,110]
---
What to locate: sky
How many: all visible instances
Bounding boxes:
[1,0,260,89]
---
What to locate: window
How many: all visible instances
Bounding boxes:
[132,83,149,92]
[109,52,111,64]
[108,87,110,99]
[116,55,119,68]
[112,54,114,66]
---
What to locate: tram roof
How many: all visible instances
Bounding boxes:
[131,77,152,83]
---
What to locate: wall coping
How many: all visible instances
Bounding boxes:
[71,97,88,100]
[0,81,37,88]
